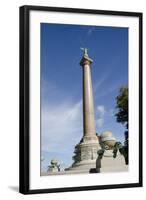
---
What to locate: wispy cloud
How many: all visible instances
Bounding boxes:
[96,105,106,128]
[93,73,109,93]
[96,118,104,128]
[95,84,119,100]
[87,27,96,36]
[41,99,83,153]
[93,70,120,100]
[97,105,106,116]
[95,105,116,129]
[79,26,96,47]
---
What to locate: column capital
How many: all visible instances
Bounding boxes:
[80,56,93,66]
[80,48,93,66]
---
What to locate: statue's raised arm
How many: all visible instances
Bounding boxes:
[80,47,88,56]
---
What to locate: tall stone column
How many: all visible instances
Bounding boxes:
[66,48,100,173]
[81,50,96,139]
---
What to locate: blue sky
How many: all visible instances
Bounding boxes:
[40,23,128,172]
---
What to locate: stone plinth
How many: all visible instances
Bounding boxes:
[97,150,128,173]
[66,136,100,172]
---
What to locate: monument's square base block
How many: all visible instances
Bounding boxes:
[98,150,128,173]
[65,136,100,172]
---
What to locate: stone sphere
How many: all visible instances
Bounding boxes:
[100,131,116,149]
[100,131,113,139]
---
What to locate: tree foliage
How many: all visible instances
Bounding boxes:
[115,86,128,129]
[115,86,129,164]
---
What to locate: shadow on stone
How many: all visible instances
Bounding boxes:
[89,168,100,173]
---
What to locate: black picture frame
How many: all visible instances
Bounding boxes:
[19,5,143,194]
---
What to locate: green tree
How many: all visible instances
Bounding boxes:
[115,86,128,128]
[115,86,128,164]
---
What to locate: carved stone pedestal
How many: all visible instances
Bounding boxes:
[97,150,128,173]
[66,136,100,172]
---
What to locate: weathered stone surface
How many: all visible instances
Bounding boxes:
[73,138,99,163]
[47,159,60,172]
[66,49,100,172]
[100,131,116,149]
[96,150,128,173]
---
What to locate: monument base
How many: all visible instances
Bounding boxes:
[65,159,99,173]
[65,135,100,173]
[99,150,128,173]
